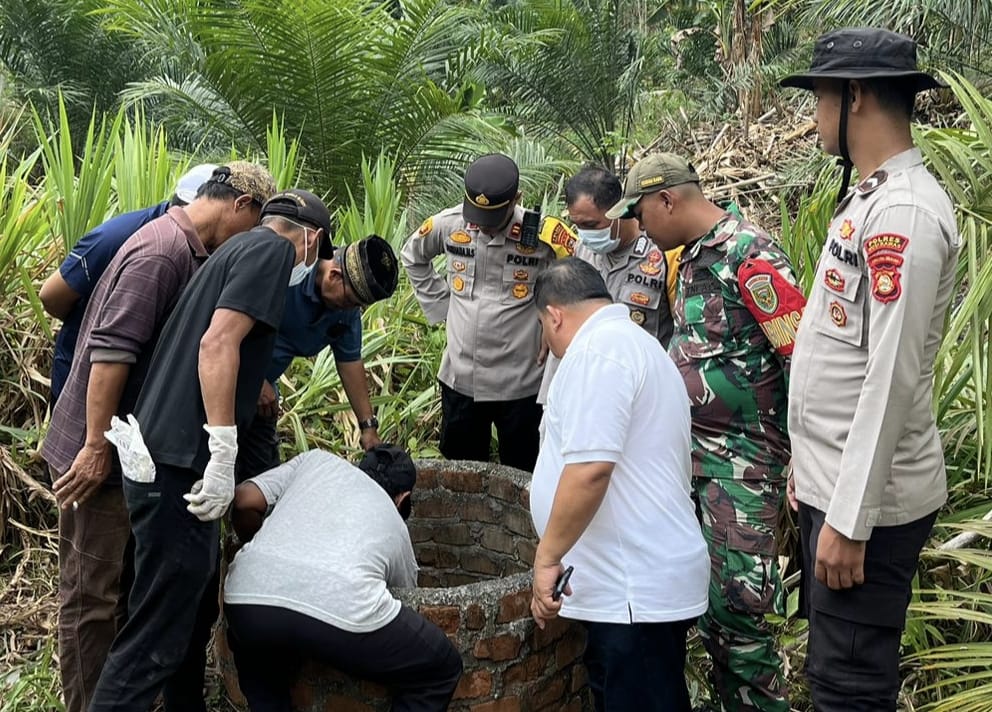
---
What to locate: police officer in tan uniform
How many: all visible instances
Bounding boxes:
[781,29,959,711]
[401,154,574,471]
[568,164,679,344]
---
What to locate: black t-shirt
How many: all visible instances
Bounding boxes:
[135,226,296,472]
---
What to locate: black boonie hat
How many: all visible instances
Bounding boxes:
[339,234,399,306]
[358,444,416,498]
[780,28,944,92]
[462,154,519,228]
[261,189,334,258]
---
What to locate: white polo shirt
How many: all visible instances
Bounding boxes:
[530,303,709,624]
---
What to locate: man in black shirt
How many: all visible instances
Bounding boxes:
[89,187,332,712]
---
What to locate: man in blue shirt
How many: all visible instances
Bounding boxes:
[40,164,218,402]
[239,190,400,478]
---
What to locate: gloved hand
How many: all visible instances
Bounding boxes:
[104,414,156,483]
[183,424,237,521]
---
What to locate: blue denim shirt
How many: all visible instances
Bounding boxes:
[266,265,363,384]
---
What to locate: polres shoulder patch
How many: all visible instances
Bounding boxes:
[418,217,433,237]
[539,217,577,258]
[737,258,806,356]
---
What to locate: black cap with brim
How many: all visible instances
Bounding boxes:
[261,189,334,258]
[462,153,519,228]
[780,27,944,92]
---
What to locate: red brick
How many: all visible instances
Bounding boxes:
[415,467,440,488]
[532,675,566,709]
[290,681,313,709]
[415,493,458,519]
[480,528,517,555]
[465,603,487,630]
[518,487,530,508]
[514,539,536,565]
[322,695,376,712]
[453,669,493,700]
[461,549,501,576]
[435,546,459,569]
[473,633,523,661]
[570,661,588,692]
[471,696,522,712]
[485,476,520,503]
[502,507,534,537]
[406,521,434,543]
[443,572,483,587]
[421,605,460,634]
[503,651,551,685]
[415,543,439,566]
[441,469,484,492]
[555,628,586,667]
[497,589,531,623]
[417,570,441,587]
[460,499,499,523]
[530,614,569,649]
[432,522,472,546]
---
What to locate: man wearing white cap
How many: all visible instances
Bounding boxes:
[41,163,218,403]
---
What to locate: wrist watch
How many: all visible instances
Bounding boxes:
[359,416,379,431]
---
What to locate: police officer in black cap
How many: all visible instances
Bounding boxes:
[401,154,575,471]
[240,189,401,481]
[781,29,960,711]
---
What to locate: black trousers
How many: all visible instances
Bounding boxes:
[581,618,696,712]
[225,603,463,712]
[799,504,937,712]
[89,464,221,712]
[438,381,542,472]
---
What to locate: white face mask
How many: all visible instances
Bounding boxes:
[287,221,317,287]
[577,222,620,255]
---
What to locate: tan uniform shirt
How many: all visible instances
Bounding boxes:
[401,204,556,401]
[789,148,960,540]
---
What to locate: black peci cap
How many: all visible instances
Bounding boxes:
[462,154,520,228]
[780,28,944,93]
[339,234,399,306]
[261,189,334,258]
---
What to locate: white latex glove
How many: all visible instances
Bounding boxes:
[183,424,237,521]
[104,414,156,483]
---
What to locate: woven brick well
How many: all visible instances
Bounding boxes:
[219,460,592,712]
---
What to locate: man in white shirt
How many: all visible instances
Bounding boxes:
[529,257,710,711]
[224,445,462,712]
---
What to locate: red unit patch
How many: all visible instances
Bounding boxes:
[824,268,845,292]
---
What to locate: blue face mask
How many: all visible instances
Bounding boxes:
[577,223,620,254]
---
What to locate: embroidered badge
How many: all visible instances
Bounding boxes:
[829,300,847,327]
[513,269,529,281]
[418,217,433,237]
[452,276,465,292]
[512,283,529,299]
[839,219,856,241]
[633,236,650,256]
[630,292,650,306]
[475,193,490,206]
[510,223,522,239]
[452,260,466,273]
[864,233,909,303]
[629,309,646,325]
[744,273,779,315]
[824,268,845,292]
[515,242,536,255]
[450,230,472,244]
[640,250,663,276]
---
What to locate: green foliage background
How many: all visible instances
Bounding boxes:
[2,1,992,710]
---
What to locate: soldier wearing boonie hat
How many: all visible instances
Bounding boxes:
[610,150,805,712]
[401,153,577,472]
[781,28,960,712]
[236,192,400,481]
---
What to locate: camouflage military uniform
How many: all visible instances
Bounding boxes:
[669,213,805,712]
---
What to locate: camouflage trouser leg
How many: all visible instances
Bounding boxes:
[694,477,788,712]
